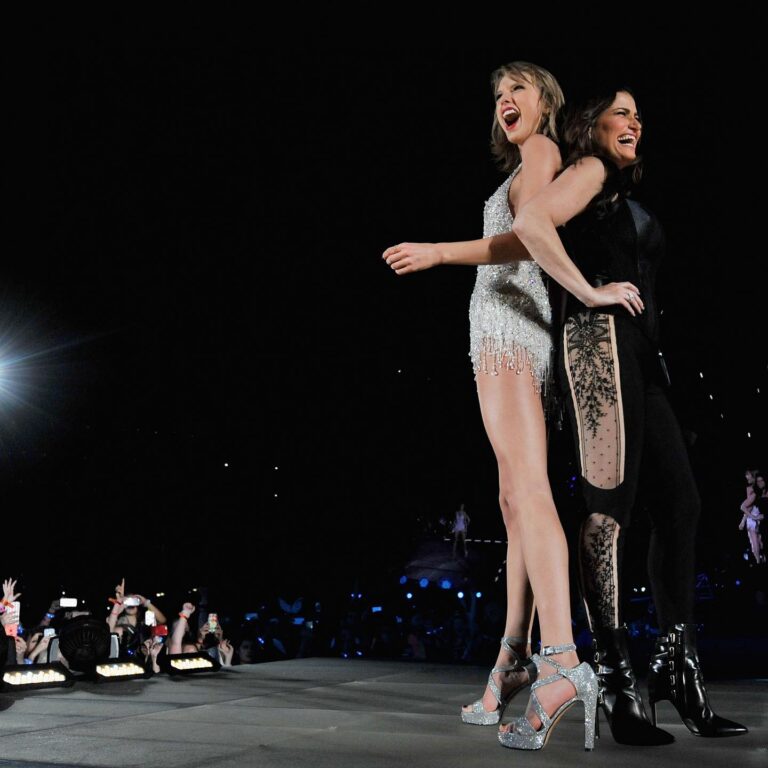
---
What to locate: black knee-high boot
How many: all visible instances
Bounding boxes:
[580,515,674,746]
[647,624,747,737]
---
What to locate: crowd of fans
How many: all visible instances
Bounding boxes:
[3,554,764,679]
[0,577,239,672]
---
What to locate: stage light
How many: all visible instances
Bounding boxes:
[439,579,452,590]
[457,591,464,599]
[475,592,482,598]
[405,592,413,599]
[735,580,742,586]
[95,662,152,682]
[641,587,646,592]
[163,652,221,675]
[419,578,429,588]
[399,576,407,585]
[372,606,382,613]
[2,663,73,691]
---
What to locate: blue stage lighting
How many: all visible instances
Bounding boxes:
[399,575,407,584]
[439,579,452,590]
[457,591,464,599]
[406,592,413,599]
[419,578,429,588]
[475,592,482,598]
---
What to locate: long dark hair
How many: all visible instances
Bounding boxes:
[563,87,642,213]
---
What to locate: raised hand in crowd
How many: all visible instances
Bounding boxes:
[170,602,196,654]
[133,594,167,624]
[107,592,126,632]
[2,577,21,604]
[1,577,21,628]
[26,632,52,663]
[219,639,234,667]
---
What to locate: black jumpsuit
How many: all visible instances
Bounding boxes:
[557,173,701,634]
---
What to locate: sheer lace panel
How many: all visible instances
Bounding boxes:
[579,513,621,630]
[562,313,625,489]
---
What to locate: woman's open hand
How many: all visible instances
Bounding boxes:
[586,282,644,316]
[382,242,443,275]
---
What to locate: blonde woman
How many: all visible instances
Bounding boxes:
[383,62,628,751]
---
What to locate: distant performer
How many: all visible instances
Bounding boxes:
[740,470,766,563]
[452,503,471,558]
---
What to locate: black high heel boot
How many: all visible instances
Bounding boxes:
[592,625,674,745]
[647,623,748,737]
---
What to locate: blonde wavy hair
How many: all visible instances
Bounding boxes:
[490,61,564,173]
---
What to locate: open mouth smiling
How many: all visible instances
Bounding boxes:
[502,107,520,130]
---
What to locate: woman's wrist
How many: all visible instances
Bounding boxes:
[579,285,597,307]
[434,243,449,266]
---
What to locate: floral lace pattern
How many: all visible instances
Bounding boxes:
[579,513,620,629]
[563,313,625,490]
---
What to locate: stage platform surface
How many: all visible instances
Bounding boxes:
[0,658,764,767]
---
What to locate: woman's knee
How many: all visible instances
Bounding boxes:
[499,483,553,525]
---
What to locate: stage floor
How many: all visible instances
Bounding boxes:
[0,658,764,767]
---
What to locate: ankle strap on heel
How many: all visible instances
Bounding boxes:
[540,643,576,657]
[502,636,530,653]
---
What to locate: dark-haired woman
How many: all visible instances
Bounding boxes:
[510,88,748,743]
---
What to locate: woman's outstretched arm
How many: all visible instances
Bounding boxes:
[512,157,643,316]
[383,136,561,274]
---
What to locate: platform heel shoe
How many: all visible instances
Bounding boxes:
[591,626,674,745]
[648,623,748,737]
[497,643,598,751]
[461,636,536,725]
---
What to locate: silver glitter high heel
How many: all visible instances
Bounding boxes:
[461,636,536,725]
[497,642,598,751]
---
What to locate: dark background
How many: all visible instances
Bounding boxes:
[2,36,765,628]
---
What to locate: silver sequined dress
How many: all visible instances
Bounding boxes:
[468,165,553,393]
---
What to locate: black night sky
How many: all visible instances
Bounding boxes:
[2,33,765,624]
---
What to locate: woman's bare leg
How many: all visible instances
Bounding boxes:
[475,363,578,727]
[748,529,762,562]
[464,515,534,713]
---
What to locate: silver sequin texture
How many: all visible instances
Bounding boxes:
[468,166,552,392]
